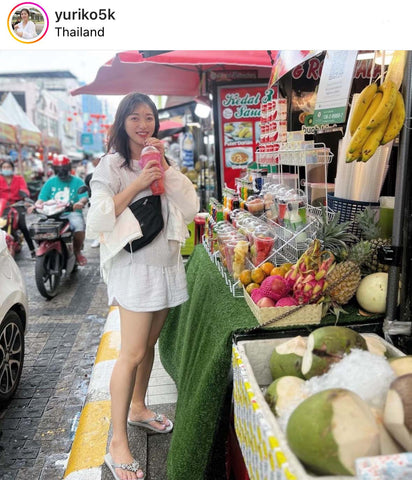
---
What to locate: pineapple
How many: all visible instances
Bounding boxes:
[314,206,358,260]
[355,207,390,273]
[326,241,373,306]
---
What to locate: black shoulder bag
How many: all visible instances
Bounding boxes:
[124,195,164,252]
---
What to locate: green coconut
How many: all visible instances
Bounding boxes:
[370,407,405,455]
[389,356,412,377]
[301,326,368,379]
[286,388,380,475]
[265,376,306,417]
[269,336,307,380]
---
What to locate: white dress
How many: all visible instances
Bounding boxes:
[90,153,189,312]
[15,21,36,39]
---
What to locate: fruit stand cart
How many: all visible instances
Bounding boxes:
[158,50,412,480]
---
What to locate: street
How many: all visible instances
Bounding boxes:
[0,234,109,480]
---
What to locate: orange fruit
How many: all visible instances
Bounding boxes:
[246,283,260,294]
[270,266,288,277]
[281,262,293,273]
[251,267,266,284]
[239,269,252,286]
[261,262,275,276]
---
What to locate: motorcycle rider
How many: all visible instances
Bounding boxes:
[0,159,36,258]
[35,155,89,266]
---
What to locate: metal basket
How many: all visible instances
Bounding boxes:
[29,222,62,240]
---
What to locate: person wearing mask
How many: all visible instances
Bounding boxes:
[0,160,36,257]
[14,8,37,40]
[86,92,199,480]
[36,155,89,266]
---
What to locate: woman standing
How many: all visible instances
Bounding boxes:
[0,160,36,257]
[14,8,36,40]
[86,93,199,480]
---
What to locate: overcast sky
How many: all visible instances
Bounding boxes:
[0,50,124,113]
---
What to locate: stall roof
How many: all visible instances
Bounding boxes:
[1,93,40,133]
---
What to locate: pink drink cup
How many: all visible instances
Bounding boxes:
[139,146,165,195]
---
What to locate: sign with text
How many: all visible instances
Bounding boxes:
[312,50,358,125]
[217,83,277,190]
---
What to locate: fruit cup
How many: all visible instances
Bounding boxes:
[251,225,276,266]
[245,195,265,216]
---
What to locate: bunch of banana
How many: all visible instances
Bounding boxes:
[346,78,405,163]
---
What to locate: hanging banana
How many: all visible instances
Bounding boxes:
[381,90,406,145]
[361,115,390,162]
[347,91,382,154]
[349,83,378,135]
[346,147,363,163]
[366,80,398,130]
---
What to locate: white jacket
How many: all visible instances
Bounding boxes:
[86,163,199,282]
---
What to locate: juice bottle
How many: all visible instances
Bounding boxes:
[139,146,165,195]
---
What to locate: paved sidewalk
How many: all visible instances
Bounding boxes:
[64,307,177,480]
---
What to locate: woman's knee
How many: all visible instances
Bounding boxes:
[119,347,147,368]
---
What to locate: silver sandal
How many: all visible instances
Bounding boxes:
[127,412,173,434]
[104,452,145,479]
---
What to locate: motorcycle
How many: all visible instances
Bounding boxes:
[29,186,87,299]
[0,191,33,257]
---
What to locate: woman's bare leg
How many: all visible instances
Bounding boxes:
[108,307,153,480]
[128,308,170,430]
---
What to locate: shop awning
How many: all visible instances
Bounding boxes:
[71,50,275,97]
[1,93,41,147]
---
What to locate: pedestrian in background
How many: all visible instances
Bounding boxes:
[86,92,199,480]
[0,160,36,257]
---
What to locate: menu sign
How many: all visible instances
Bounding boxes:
[217,83,277,190]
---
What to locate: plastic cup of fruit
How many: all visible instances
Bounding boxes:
[251,225,276,266]
[245,195,265,216]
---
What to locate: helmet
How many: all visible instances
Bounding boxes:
[52,155,71,167]
[52,155,71,181]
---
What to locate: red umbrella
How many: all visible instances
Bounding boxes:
[71,50,275,97]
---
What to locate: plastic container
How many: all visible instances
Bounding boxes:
[245,195,265,216]
[251,224,275,266]
[139,146,165,195]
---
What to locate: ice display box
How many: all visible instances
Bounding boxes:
[232,335,405,480]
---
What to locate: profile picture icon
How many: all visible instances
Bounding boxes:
[8,3,49,43]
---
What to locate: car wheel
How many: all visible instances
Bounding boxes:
[0,310,25,405]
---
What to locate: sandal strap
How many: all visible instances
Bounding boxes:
[112,459,141,472]
[140,413,164,424]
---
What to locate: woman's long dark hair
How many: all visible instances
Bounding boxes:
[106,92,160,169]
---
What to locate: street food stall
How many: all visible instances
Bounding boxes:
[158,50,412,480]
[72,49,412,480]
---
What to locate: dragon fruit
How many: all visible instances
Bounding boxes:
[259,275,290,301]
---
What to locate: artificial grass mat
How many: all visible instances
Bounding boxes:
[159,244,384,479]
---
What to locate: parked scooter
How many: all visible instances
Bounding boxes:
[29,186,87,299]
[0,191,33,257]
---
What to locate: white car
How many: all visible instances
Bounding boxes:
[0,229,28,405]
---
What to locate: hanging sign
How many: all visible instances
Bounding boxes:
[312,50,358,125]
[269,50,322,87]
